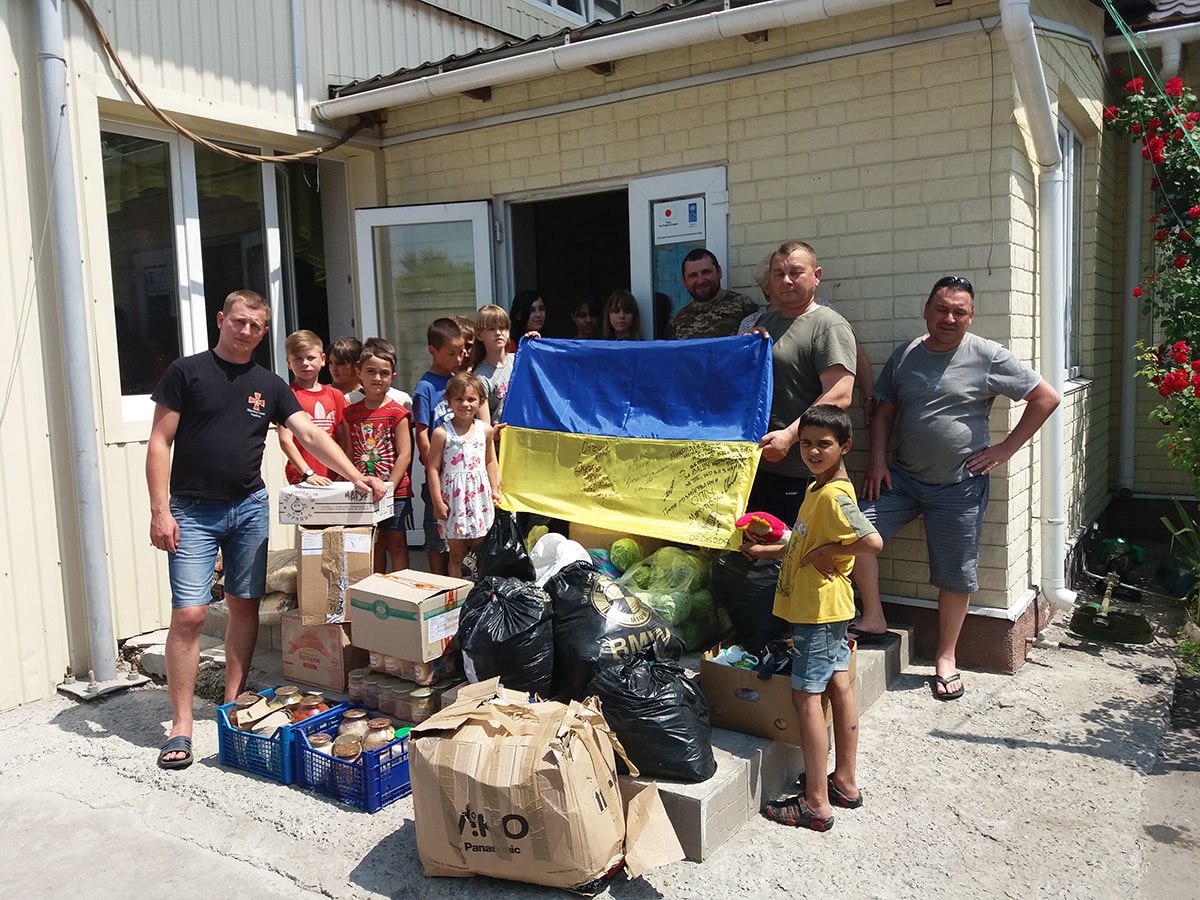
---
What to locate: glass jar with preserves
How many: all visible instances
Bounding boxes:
[383,655,403,677]
[271,685,301,710]
[291,696,324,722]
[332,734,362,763]
[363,718,396,754]
[337,708,370,741]
[368,650,385,673]
[362,673,386,710]
[409,687,435,723]
[347,668,370,703]
[308,732,334,756]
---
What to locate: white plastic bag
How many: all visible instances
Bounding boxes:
[530,533,593,586]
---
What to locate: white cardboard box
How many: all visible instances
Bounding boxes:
[278,482,394,526]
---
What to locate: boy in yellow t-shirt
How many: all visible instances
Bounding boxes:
[762,404,882,833]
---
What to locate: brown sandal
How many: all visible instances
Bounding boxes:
[762,795,834,832]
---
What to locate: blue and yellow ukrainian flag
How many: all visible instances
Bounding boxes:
[498,336,773,548]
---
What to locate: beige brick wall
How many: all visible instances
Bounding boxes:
[375,0,1121,608]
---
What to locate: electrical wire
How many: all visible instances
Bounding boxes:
[70,0,374,163]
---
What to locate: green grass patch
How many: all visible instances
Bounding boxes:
[1179,638,1200,673]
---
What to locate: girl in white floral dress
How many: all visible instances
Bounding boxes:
[426,373,499,577]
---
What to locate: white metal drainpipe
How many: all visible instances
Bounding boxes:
[311,0,905,122]
[35,0,118,680]
[999,0,1076,613]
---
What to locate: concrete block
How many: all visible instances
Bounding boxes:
[122,629,170,650]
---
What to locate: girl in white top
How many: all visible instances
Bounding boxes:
[427,373,500,577]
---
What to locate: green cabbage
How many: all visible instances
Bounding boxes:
[609,538,645,573]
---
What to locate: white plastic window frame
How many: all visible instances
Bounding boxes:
[525,0,620,26]
[99,121,286,428]
[1059,119,1085,380]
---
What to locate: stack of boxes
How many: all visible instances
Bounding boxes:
[277,483,394,691]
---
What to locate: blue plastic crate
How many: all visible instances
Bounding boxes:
[216,689,346,785]
[296,706,411,812]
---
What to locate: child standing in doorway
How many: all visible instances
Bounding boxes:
[342,339,413,573]
[761,404,882,833]
[470,305,513,421]
[602,289,643,340]
[426,373,499,578]
[328,336,363,396]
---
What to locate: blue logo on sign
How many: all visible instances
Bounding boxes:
[688,202,698,223]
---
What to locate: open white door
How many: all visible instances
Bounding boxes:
[628,167,729,337]
[354,201,494,546]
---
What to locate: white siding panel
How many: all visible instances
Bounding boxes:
[301,0,509,109]
[0,0,71,709]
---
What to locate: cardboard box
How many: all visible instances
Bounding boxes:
[567,522,666,556]
[347,570,473,662]
[409,679,682,889]
[278,482,394,526]
[281,610,369,692]
[700,643,857,747]
[296,525,375,625]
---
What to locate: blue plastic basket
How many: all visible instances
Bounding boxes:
[296,706,411,812]
[216,689,346,785]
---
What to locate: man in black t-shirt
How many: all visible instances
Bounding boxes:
[147,290,385,770]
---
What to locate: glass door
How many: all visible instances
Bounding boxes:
[354,201,495,544]
[628,166,729,337]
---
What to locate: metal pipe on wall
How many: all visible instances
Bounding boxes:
[35,0,118,682]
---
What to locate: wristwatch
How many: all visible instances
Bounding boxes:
[302,468,315,479]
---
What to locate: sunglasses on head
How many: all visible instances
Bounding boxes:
[931,275,974,295]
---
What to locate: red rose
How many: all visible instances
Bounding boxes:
[1191,360,1200,371]
[1190,207,1200,219]
[1127,77,1145,93]
[1133,286,1144,298]
[1149,117,1162,131]
[1175,128,1185,140]
[1166,77,1184,97]
[1188,112,1200,123]
[1177,255,1191,268]
[1160,384,1172,397]
[1132,123,1143,135]
[1176,351,1190,365]
[1174,341,1189,352]
[1103,106,1119,122]
[1151,177,1161,189]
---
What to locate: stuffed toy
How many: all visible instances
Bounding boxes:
[735,510,789,544]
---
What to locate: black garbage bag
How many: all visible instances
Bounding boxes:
[587,645,717,783]
[458,576,555,697]
[711,551,790,657]
[545,561,683,700]
[473,509,536,581]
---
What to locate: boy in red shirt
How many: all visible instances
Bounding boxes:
[278,330,348,485]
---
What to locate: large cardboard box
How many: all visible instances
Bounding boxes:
[409,679,682,889]
[567,522,666,556]
[700,643,857,746]
[280,610,369,692]
[278,482,394,526]
[296,525,374,625]
[347,570,473,662]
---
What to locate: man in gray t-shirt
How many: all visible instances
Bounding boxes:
[745,241,857,526]
[855,276,1059,700]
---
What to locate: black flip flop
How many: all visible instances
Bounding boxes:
[932,673,965,701]
[157,735,193,770]
[848,625,889,645]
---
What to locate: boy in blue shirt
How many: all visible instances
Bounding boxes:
[412,318,466,575]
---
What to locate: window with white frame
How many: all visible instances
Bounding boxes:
[101,123,335,419]
[1059,120,1084,379]
[527,0,620,25]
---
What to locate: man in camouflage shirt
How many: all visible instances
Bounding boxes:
[667,249,760,339]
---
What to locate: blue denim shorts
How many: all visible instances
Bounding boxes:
[860,466,989,594]
[420,482,448,553]
[167,489,270,608]
[377,497,414,533]
[791,621,851,693]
